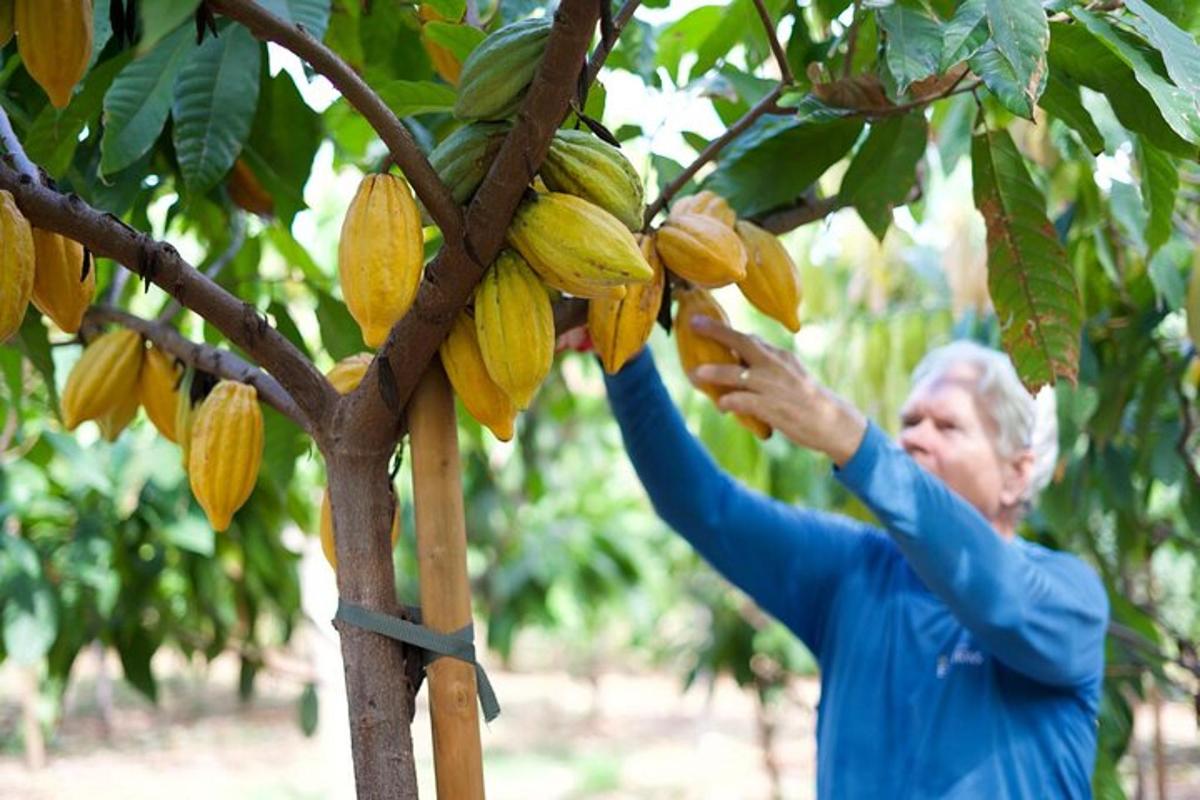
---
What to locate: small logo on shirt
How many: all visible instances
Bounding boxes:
[936,645,984,678]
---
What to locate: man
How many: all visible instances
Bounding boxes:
[599,319,1109,799]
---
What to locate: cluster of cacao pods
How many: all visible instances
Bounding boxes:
[9,0,94,108]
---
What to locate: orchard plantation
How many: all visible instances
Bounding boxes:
[0,0,1199,798]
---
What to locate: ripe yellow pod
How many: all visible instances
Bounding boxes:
[474,250,554,409]
[506,192,652,299]
[96,389,139,442]
[589,233,665,375]
[30,228,95,333]
[15,0,93,109]
[674,287,770,439]
[439,311,518,441]
[176,376,196,472]
[670,190,737,228]
[60,328,144,430]
[0,190,35,342]
[337,173,425,348]
[326,352,374,394]
[734,220,802,333]
[139,345,182,442]
[319,488,402,572]
[656,213,747,289]
[188,381,263,532]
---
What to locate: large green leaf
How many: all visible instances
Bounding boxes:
[0,535,57,666]
[172,25,262,194]
[137,0,202,54]
[100,26,196,176]
[939,0,987,71]
[1037,69,1104,155]
[289,0,333,40]
[1125,0,1200,101]
[656,6,724,84]
[315,290,366,360]
[704,115,864,218]
[877,1,943,93]
[981,0,1048,113]
[971,129,1081,389]
[1135,137,1177,256]
[25,53,131,178]
[422,21,487,62]
[15,312,58,417]
[839,113,928,240]
[1047,21,1196,158]
[1069,9,1200,145]
[969,42,1037,119]
[242,67,322,226]
[375,80,457,117]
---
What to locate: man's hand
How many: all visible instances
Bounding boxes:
[555,325,593,354]
[689,316,868,466]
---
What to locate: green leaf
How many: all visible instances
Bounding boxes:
[877,1,943,93]
[939,0,988,71]
[315,290,365,360]
[375,80,457,117]
[0,536,57,666]
[1037,69,1105,155]
[172,25,263,194]
[422,0,465,19]
[1048,21,1196,158]
[1135,137,1177,256]
[267,301,311,360]
[288,0,333,40]
[137,0,202,54]
[100,26,196,176]
[969,41,1035,118]
[422,21,486,62]
[299,682,319,736]
[161,513,216,557]
[704,115,863,218]
[839,113,928,240]
[15,312,58,416]
[1069,9,1200,145]
[982,0,1049,110]
[971,129,1081,389]
[657,6,724,84]
[1125,0,1200,103]
[242,67,323,226]
[25,53,131,178]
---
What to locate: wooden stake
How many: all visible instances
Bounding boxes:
[409,362,486,800]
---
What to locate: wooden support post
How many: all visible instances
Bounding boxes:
[409,362,486,800]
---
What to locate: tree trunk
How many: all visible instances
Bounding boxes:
[327,450,420,800]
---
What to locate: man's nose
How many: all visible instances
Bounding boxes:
[900,419,934,455]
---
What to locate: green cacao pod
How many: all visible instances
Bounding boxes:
[61,329,144,430]
[15,0,93,109]
[0,190,35,343]
[454,17,552,121]
[30,228,95,334]
[188,381,264,532]
[506,192,653,299]
[474,250,554,409]
[427,122,510,206]
[541,130,645,233]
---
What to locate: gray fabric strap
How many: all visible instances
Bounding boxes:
[335,599,500,723]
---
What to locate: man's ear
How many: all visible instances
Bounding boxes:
[999,449,1035,509]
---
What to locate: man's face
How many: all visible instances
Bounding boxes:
[897,364,1011,523]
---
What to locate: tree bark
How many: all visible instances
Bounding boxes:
[327,451,420,800]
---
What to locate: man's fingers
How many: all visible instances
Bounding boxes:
[690,364,762,390]
[689,316,771,365]
[716,390,763,417]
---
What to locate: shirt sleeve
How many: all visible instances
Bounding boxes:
[835,423,1109,688]
[603,348,879,656]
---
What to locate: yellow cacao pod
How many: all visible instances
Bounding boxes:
[96,388,139,442]
[506,192,653,299]
[439,311,518,441]
[734,220,802,333]
[670,191,736,228]
[656,213,747,289]
[319,488,402,572]
[188,381,263,532]
[15,0,93,109]
[0,0,13,47]
[326,352,373,394]
[590,234,665,375]
[139,345,182,442]
[674,288,770,439]
[474,250,554,409]
[227,159,274,218]
[0,190,35,343]
[176,372,197,472]
[30,228,95,334]
[338,173,424,347]
[61,329,144,430]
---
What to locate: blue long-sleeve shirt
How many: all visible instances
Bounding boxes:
[605,350,1109,800]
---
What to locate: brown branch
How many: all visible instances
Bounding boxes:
[585,0,643,87]
[644,85,784,225]
[0,164,335,433]
[341,0,603,450]
[208,0,463,243]
[85,305,307,429]
[157,213,246,322]
[756,194,844,234]
[751,0,794,85]
[0,106,38,180]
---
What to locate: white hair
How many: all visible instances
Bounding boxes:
[909,340,1059,505]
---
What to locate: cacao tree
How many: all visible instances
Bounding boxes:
[1,0,1198,798]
